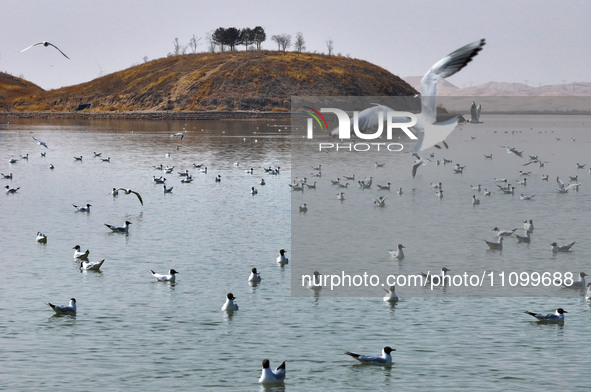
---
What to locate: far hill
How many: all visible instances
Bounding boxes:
[4,51,417,112]
[0,73,44,110]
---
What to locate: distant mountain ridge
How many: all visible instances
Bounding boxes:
[402,76,591,96]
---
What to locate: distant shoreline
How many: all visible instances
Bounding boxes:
[0,110,291,122]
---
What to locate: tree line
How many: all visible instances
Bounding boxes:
[162,27,336,59]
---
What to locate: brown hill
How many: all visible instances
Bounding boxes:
[4,51,417,112]
[0,73,44,110]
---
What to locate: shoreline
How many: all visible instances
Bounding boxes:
[0,110,292,121]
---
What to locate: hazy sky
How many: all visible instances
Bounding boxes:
[1,0,589,90]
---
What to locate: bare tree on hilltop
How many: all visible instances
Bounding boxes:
[326,38,334,56]
[188,34,201,53]
[272,34,292,52]
[294,32,306,53]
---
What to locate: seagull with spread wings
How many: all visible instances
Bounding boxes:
[20,41,70,59]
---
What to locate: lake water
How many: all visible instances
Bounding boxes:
[1,115,590,391]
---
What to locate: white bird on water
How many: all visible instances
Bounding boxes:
[485,237,503,250]
[73,203,91,212]
[388,244,405,260]
[221,293,239,311]
[383,286,399,302]
[276,249,289,266]
[563,272,587,289]
[104,220,132,233]
[330,40,485,152]
[47,298,76,315]
[150,269,178,282]
[550,241,575,253]
[345,346,395,366]
[523,308,567,323]
[515,230,531,243]
[248,267,262,282]
[472,195,480,205]
[80,259,105,271]
[258,359,286,384]
[36,232,47,243]
[20,41,70,59]
[5,185,20,194]
[73,245,90,259]
[523,219,534,233]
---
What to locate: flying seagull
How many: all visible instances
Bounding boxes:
[331,39,486,151]
[20,41,70,59]
[116,188,144,205]
[32,136,48,149]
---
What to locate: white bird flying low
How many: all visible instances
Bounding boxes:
[116,188,144,205]
[258,359,286,384]
[104,220,132,233]
[523,308,567,323]
[345,346,395,366]
[32,136,48,148]
[150,269,178,282]
[331,39,486,152]
[48,298,76,315]
[411,152,430,178]
[20,41,70,59]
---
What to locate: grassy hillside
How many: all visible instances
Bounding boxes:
[3,51,417,112]
[0,73,44,110]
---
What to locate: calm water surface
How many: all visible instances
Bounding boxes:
[1,116,590,391]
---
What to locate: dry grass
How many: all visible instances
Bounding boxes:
[3,51,417,112]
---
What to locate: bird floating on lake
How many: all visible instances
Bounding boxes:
[5,185,20,194]
[277,249,289,266]
[36,232,47,243]
[48,298,76,315]
[258,359,286,384]
[221,293,239,312]
[104,220,132,233]
[150,269,178,282]
[524,308,567,323]
[388,244,405,260]
[345,346,395,366]
[248,267,262,282]
[20,41,70,59]
[72,203,91,213]
[383,286,399,302]
[550,241,575,253]
[80,259,105,271]
[73,245,90,259]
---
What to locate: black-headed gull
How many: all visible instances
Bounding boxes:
[36,232,47,243]
[5,185,20,194]
[48,298,76,315]
[524,308,567,322]
[467,101,482,123]
[383,286,399,302]
[258,359,286,384]
[73,245,90,259]
[150,269,178,282]
[72,203,91,213]
[116,188,143,205]
[221,293,239,311]
[248,267,262,282]
[32,136,48,148]
[345,346,395,366]
[493,227,517,237]
[551,241,575,253]
[484,237,503,250]
[388,244,405,260]
[276,249,289,266]
[80,259,105,271]
[104,220,132,233]
[20,41,70,59]
[331,40,485,152]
